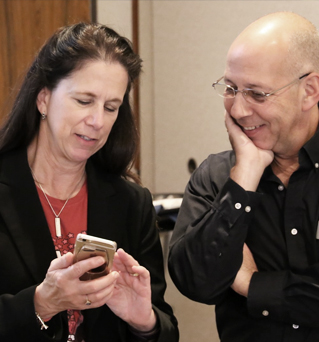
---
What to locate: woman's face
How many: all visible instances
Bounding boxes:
[36,60,128,165]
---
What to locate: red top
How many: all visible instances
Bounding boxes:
[36,180,88,342]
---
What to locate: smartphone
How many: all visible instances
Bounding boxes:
[73,233,117,281]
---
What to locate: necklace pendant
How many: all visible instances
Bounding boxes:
[55,217,62,237]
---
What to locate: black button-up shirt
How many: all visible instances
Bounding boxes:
[168,130,319,342]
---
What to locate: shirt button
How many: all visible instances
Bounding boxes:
[291,228,298,235]
[235,203,242,210]
[278,185,284,191]
[262,310,269,316]
[292,324,299,329]
[245,206,251,213]
[315,163,319,169]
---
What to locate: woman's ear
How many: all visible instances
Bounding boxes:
[36,87,51,114]
[302,73,319,112]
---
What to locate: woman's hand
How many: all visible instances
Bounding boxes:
[34,252,119,319]
[106,249,156,332]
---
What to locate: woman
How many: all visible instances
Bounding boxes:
[0,23,178,342]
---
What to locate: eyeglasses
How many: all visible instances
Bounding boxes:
[212,73,311,105]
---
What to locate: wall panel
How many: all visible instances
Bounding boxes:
[0,0,91,122]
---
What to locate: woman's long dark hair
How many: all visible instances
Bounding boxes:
[0,22,142,180]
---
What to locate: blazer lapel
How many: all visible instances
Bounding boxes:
[86,161,128,247]
[0,148,56,283]
[85,161,130,329]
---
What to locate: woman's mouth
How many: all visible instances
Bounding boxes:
[77,134,95,141]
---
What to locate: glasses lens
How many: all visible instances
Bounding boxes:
[214,84,235,98]
[244,90,266,104]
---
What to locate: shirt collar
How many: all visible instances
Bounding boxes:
[262,128,319,182]
[301,128,319,171]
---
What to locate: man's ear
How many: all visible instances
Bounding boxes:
[36,87,51,114]
[302,73,319,111]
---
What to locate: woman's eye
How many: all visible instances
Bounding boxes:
[77,99,90,105]
[105,107,116,112]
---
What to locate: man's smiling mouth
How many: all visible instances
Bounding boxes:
[242,125,263,131]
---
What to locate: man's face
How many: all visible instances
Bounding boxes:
[224,42,305,157]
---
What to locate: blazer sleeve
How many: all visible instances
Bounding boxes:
[133,187,179,342]
[0,285,68,341]
[0,183,68,341]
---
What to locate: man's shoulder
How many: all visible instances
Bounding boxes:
[197,150,235,174]
[188,150,235,191]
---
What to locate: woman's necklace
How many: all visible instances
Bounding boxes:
[30,168,86,237]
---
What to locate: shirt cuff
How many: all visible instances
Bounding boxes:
[247,271,286,320]
[215,177,262,222]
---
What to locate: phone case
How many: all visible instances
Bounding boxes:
[73,233,117,281]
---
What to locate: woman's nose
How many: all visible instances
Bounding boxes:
[86,107,104,129]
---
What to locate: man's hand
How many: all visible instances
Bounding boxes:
[231,244,258,297]
[225,111,274,191]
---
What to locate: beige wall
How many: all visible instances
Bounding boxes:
[97,0,132,40]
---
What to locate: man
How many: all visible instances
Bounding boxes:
[168,12,319,342]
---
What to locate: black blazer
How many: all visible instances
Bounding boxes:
[0,148,178,342]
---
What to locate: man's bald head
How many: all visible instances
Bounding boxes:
[228,12,319,78]
[223,12,319,158]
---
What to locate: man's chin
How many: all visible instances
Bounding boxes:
[251,139,274,151]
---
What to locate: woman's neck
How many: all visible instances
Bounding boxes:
[27,137,87,200]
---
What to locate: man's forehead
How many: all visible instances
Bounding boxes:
[225,38,288,80]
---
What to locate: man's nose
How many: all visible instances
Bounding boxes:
[228,92,253,120]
